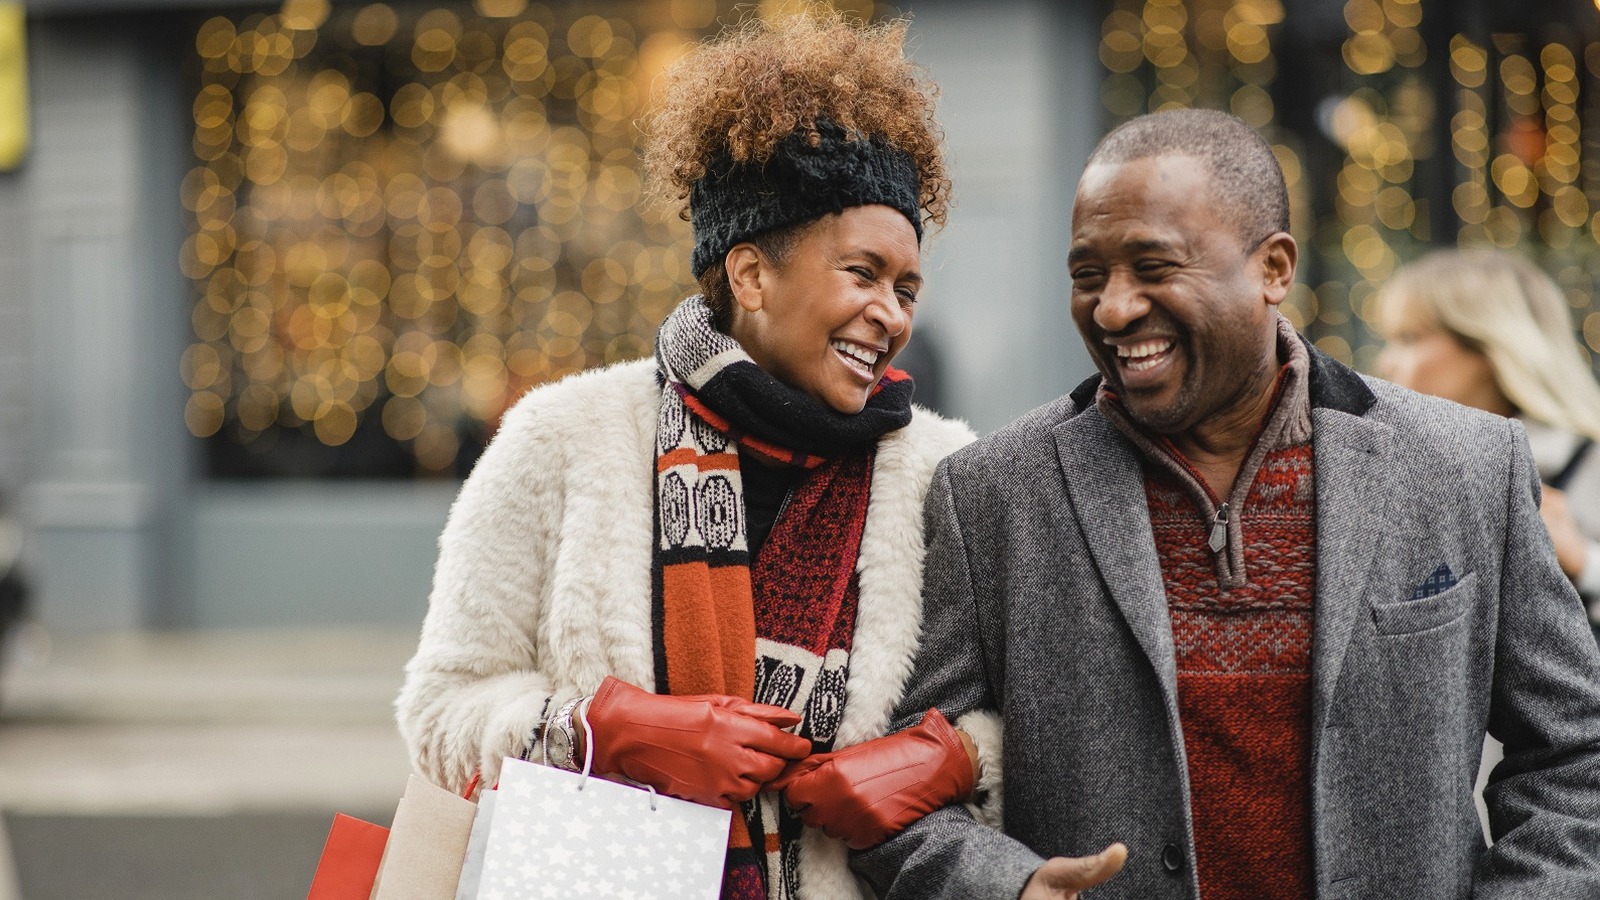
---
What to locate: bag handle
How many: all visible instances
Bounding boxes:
[578,700,596,783]
[577,700,660,811]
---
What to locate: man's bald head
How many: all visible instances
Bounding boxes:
[1084,108,1289,249]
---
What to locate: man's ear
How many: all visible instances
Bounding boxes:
[1259,232,1298,307]
[725,244,765,313]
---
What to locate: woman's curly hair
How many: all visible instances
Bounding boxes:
[642,10,951,231]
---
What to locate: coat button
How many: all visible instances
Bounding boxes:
[1161,843,1185,873]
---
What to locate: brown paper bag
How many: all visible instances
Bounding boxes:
[368,775,478,900]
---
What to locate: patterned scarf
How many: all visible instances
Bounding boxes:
[652,296,913,899]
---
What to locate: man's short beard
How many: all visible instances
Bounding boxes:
[1123,388,1197,436]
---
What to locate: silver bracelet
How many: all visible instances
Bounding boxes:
[519,695,555,762]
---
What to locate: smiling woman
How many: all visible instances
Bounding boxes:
[395,9,986,900]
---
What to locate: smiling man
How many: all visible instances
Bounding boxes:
[852,108,1600,900]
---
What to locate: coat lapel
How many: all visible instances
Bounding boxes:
[1053,408,1179,703]
[1299,342,1394,740]
[1308,399,1395,734]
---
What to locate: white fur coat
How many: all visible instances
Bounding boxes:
[395,358,989,899]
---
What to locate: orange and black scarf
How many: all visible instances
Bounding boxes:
[652,296,913,898]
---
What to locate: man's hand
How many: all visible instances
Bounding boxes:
[1019,844,1128,899]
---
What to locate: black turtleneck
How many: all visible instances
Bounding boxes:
[739,450,807,560]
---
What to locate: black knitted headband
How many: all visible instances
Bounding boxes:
[688,119,924,277]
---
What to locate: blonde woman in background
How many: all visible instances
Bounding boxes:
[1375,248,1600,626]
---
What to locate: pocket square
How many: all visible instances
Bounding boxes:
[1409,563,1458,601]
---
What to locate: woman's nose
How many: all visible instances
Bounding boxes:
[866,289,910,337]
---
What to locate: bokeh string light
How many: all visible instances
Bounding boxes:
[185,0,890,477]
[1314,0,1430,374]
[1451,30,1600,364]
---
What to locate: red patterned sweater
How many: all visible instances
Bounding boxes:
[1101,323,1317,900]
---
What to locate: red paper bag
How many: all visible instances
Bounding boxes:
[306,813,390,900]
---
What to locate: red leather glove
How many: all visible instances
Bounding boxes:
[585,676,811,808]
[774,708,975,849]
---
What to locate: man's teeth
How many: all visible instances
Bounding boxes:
[831,340,880,372]
[1115,340,1172,372]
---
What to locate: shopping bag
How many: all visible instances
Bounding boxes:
[452,788,497,900]
[306,813,389,900]
[368,774,478,900]
[473,756,732,900]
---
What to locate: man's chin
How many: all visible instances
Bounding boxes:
[1120,395,1189,436]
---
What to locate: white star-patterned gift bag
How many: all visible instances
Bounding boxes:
[465,757,731,900]
[453,788,497,900]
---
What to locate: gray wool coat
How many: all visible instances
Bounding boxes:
[853,342,1600,900]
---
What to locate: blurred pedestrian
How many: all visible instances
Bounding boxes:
[0,491,27,695]
[1375,249,1600,625]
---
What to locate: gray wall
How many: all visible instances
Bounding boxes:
[188,482,457,628]
[905,0,1099,433]
[10,16,193,630]
[0,138,29,496]
[3,0,1103,631]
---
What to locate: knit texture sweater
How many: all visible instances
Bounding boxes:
[1100,320,1316,900]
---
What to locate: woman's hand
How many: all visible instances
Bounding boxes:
[1540,486,1589,581]
[1019,845,1128,899]
[584,676,811,808]
[774,708,976,849]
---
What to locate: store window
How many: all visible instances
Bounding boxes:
[182,0,885,478]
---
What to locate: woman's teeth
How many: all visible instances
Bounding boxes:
[832,340,880,375]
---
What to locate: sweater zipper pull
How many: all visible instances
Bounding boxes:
[1207,503,1229,554]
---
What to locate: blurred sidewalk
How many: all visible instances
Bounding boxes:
[0,625,1503,899]
[0,626,419,899]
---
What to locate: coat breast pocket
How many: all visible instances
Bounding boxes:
[1369,573,1477,636]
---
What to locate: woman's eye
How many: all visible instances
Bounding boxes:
[1136,260,1174,275]
[849,266,874,281]
[895,286,918,304]
[1070,269,1105,287]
